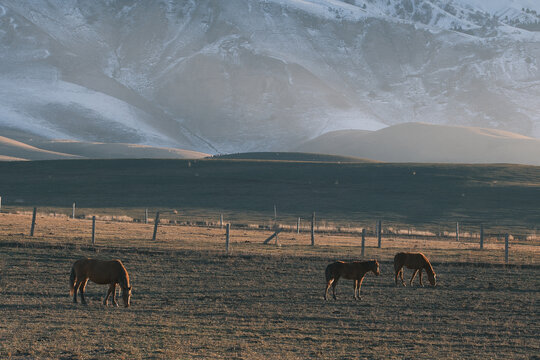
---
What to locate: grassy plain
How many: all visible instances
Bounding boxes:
[0,159,539,234]
[0,213,539,359]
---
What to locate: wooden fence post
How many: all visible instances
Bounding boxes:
[274,204,277,223]
[220,214,223,229]
[297,217,300,234]
[152,211,160,241]
[30,207,37,236]
[361,228,366,256]
[226,223,230,254]
[72,202,76,219]
[263,228,283,244]
[480,223,484,249]
[505,233,509,264]
[456,222,459,241]
[0,195,2,211]
[377,220,382,248]
[92,216,96,246]
[145,208,148,224]
[311,212,315,246]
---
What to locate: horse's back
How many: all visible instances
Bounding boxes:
[72,258,125,284]
[394,252,428,269]
[327,261,370,280]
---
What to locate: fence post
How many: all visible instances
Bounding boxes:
[92,216,96,246]
[152,211,160,241]
[274,204,277,223]
[72,202,76,219]
[0,195,2,211]
[220,214,223,229]
[145,208,148,224]
[505,233,509,264]
[226,223,230,254]
[30,207,37,236]
[377,220,382,248]
[311,212,315,246]
[480,224,484,249]
[456,222,459,241]
[297,217,300,234]
[361,228,366,256]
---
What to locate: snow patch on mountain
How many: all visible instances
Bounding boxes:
[0,0,539,154]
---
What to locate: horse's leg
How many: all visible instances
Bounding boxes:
[353,280,358,300]
[103,284,114,306]
[395,267,405,286]
[331,277,340,300]
[111,283,118,307]
[73,280,82,303]
[79,279,89,305]
[325,279,334,301]
[356,276,365,300]
[410,269,419,286]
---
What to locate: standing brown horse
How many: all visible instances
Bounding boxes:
[394,252,436,287]
[69,258,132,307]
[324,260,380,300]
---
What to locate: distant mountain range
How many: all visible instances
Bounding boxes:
[0,0,539,154]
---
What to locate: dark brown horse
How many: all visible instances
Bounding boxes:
[324,260,380,300]
[394,252,436,287]
[69,258,132,307]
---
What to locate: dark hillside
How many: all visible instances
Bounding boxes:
[0,159,538,230]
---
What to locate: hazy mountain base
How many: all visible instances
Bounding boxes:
[0,130,208,160]
[296,122,540,166]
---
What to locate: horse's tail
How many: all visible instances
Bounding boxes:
[325,263,334,282]
[69,265,76,296]
[394,253,403,271]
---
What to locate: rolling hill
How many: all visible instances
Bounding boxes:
[211,152,377,163]
[295,122,540,165]
[0,134,208,161]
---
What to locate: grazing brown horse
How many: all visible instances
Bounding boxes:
[69,258,132,307]
[324,260,380,300]
[394,252,436,287]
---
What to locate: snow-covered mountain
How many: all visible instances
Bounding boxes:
[0,0,539,154]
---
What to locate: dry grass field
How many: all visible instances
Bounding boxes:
[0,213,539,359]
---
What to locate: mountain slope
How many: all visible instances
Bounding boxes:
[295,122,540,165]
[0,0,539,153]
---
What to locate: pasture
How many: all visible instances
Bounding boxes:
[0,213,538,359]
[0,158,539,233]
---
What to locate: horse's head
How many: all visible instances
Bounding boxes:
[428,272,436,286]
[122,286,132,307]
[372,260,380,276]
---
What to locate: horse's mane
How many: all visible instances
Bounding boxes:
[116,260,130,289]
[421,254,435,276]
